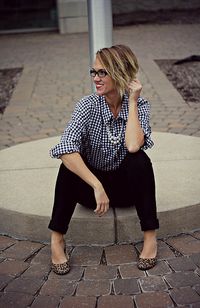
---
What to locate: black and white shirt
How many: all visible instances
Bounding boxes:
[50,93,154,171]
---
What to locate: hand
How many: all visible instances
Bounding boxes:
[128,79,142,101]
[93,184,109,216]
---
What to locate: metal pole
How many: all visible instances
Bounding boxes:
[87,0,113,68]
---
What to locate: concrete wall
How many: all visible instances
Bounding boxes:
[57,0,200,34]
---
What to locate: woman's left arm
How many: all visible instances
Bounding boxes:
[125,79,145,152]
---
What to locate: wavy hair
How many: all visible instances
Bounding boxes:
[96,45,139,97]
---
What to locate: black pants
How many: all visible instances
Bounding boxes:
[48,150,159,234]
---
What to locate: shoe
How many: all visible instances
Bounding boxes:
[51,259,70,275]
[137,257,157,270]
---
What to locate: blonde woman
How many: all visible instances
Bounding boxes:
[49,45,159,274]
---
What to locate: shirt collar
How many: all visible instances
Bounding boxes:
[98,93,129,124]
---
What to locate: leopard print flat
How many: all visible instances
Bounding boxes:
[51,259,70,275]
[137,257,157,271]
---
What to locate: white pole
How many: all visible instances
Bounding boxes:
[87,0,113,69]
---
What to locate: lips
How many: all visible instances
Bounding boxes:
[96,84,103,90]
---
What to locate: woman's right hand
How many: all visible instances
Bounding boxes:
[94,184,109,216]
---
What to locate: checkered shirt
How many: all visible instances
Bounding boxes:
[50,93,154,171]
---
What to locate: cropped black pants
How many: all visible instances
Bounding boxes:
[48,150,159,234]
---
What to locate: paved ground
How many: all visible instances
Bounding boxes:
[0,232,200,308]
[0,24,200,149]
[0,23,200,307]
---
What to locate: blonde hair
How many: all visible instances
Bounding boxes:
[96,45,139,97]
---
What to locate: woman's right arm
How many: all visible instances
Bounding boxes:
[61,152,109,216]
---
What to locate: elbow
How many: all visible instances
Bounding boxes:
[126,137,145,153]
[127,144,141,153]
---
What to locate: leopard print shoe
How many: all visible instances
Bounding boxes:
[137,257,157,271]
[51,259,70,275]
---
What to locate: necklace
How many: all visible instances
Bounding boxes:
[106,122,124,145]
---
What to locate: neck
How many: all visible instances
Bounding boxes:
[104,92,122,111]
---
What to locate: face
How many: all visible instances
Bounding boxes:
[92,57,117,97]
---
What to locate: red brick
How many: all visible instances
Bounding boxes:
[60,296,96,308]
[0,275,13,291]
[105,245,137,265]
[139,276,167,292]
[170,287,200,305]
[30,246,50,264]
[147,260,172,276]
[190,253,200,267]
[40,279,76,296]
[84,265,117,280]
[76,280,111,296]
[164,272,200,288]
[0,291,34,308]
[70,246,103,266]
[4,277,44,295]
[31,295,60,308]
[0,236,16,251]
[119,264,146,279]
[167,256,197,271]
[0,241,43,261]
[97,295,134,308]
[0,260,29,276]
[167,234,200,255]
[134,291,174,308]
[113,278,140,295]
[21,263,50,279]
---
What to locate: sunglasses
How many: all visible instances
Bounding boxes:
[89,69,108,78]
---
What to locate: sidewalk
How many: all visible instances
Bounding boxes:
[0,231,200,308]
[0,23,200,307]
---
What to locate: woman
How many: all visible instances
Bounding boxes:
[49,45,159,275]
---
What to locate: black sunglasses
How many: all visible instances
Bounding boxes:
[89,69,108,78]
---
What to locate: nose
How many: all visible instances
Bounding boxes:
[93,74,101,82]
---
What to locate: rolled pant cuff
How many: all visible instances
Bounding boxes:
[140,219,159,232]
[48,221,68,235]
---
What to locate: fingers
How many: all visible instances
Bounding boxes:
[94,202,109,216]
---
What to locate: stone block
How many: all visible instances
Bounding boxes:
[0,241,43,261]
[0,292,34,308]
[139,276,168,292]
[76,280,111,296]
[115,207,142,243]
[31,295,60,308]
[66,204,115,245]
[113,278,140,295]
[70,246,103,266]
[164,272,200,288]
[0,260,29,277]
[147,260,172,276]
[134,291,174,308]
[84,265,117,280]
[4,277,44,295]
[105,244,137,265]
[40,279,76,296]
[119,264,146,279]
[170,287,200,305]
[60,296,96,308]
[97,295,134,308]
[167,256,197,272]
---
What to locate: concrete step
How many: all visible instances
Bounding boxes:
[0,132,200,244]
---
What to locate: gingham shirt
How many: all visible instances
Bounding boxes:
[50,93,154,171]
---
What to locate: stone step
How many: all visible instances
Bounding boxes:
[0,132,200,244]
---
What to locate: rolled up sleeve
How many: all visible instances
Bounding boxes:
[50,98,91,158]
[137,97,154,150]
